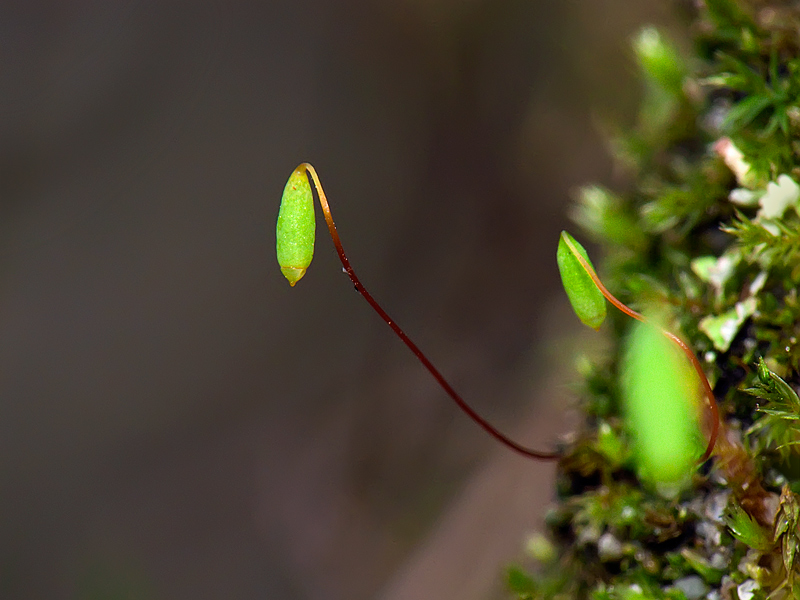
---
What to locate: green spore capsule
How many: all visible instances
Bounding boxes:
[622,317,701,495]
[557,231,607,330]
[277,167,315,286]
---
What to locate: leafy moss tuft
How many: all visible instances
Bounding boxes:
[510,2,800,598]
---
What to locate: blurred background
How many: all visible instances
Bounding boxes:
[0,1,683,598]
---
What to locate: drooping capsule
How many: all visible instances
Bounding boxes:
[622,316,701,495]
[557,231,607,330]
[276,167,315,286]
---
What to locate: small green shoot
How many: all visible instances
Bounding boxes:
[595,421,628,468]
[757,358,800,408]
[745,358,800,460]
[774,486,800,591]
[726,498,773,552]
[633,27,686,98]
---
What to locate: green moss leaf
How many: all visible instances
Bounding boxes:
[572,185,647,250]
[633,27,686,98]
[726,499,773,551]
[679,549,725,584]
[745,359,800,460]
[723,94,773,132]
[557,231,607,330]
[506,565,537,598]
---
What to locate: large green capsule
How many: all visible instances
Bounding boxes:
[622,318,701,495]
[277,167,315,286]
[557,231,607,330]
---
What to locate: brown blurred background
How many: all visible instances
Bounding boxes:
[0,1,681,598]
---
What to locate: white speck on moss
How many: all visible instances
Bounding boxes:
[597,532,624,562]
[710,552,727,569]
[737,579,759,600]
[729,187,761,206]
[691,251,740,296]
[673,575,708,600]
[758,174,800,219]
[749,271,768,295]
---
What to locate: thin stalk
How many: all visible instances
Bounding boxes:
[562,235,719,463]
[300,163,560,461]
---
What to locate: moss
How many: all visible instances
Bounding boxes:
[509,2,800,599]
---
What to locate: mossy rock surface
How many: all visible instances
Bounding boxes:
[510,2,800,599]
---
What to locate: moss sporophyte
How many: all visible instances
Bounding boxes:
[278,2,800,597]
[276,162,558,460]
[276,174,722,471]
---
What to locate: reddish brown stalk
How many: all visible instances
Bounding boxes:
[562,236,719,463]
[300,163,559,461]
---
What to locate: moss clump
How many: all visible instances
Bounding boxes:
[509,2,800,599]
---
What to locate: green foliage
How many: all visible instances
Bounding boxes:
[633,28,687,99]
[726,498,773,552]
[724,211,800,268]
[506,566,537,599]
[745,358,800,461]
[509,2,800,599]
[571,186,646,251]
[707,49,800,139]
[773,487,800,594]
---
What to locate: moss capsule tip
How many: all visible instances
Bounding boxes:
[281,267,307,286]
